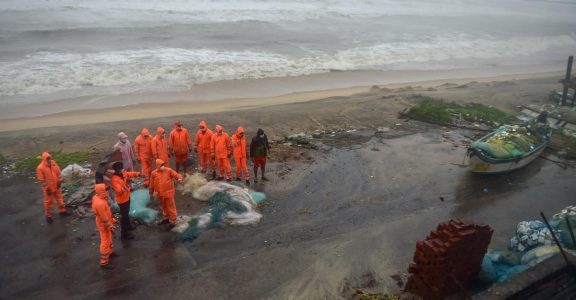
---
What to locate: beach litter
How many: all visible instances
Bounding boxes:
[61,163,92,179]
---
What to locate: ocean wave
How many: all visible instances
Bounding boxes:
[1,33,574,97]
[0,0,537,31]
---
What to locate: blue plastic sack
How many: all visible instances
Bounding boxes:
[129,189,158,224]
[251,191,267,204]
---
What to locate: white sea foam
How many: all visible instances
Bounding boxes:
[1,33,574,96]
[0,0,575,100]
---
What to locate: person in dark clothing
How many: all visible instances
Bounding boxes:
[249,128,271,183]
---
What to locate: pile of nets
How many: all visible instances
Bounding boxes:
[480,207,576,285]
[129,189,158,224]
[176,176,267,242]
[509,221,559,252]
[472,125,541,159]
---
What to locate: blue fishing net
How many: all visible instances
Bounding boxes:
[178,191,251,242]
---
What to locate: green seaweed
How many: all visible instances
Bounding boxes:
[402,96,514,127]
[15,151,90,171]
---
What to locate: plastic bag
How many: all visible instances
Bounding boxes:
[61,163,92,178]
[521,245,559,266]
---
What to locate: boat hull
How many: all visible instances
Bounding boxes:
[468,144,546,174]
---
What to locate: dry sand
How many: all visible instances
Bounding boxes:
[1,72,575,299]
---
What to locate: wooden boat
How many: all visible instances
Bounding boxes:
[468,125,551,174]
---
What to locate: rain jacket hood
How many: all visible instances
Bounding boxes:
[236,127,245,135]
[156,159,165,170]
[216,125,223,134]
[156,127,165,136]
[95,183,108,199]
[41,152,52,166]
[141,128,151,137]
[199,121,208,129]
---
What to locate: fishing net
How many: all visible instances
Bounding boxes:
[177,182,266,241]
[509,220,560,252]
[178,172,208,196]
[472,125,542,159]
[129,189,158,224]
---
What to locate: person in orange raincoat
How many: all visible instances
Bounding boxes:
[151,127,170,164]
[194,120,216,179]
[110,162,141,240]
[210,125,232,181]
[92,183,117,269]
[36,152,70,223]
[149,159,183,229]
[169,120,192,174]
[134,128,153,187]
[231,127,250,185]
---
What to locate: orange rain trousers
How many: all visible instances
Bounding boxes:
[216,158,232,180]
[43,188,66,218]
[97,223,113,265]
[140,159,152,186]
[158,196,177,224]
[234,155,250,180]
[199,152,216,174]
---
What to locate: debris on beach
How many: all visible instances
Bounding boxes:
[61,163,92,179]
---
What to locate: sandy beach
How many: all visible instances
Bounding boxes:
[0,68,563,133]
[1,71,576,299]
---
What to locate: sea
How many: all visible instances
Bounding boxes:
[0,0,575,110]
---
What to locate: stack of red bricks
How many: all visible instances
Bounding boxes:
[404,219,493,300]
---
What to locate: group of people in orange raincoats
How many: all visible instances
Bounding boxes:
[37,119,271,269]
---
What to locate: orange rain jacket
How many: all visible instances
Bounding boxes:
[36,152,62,192]
[232,127,247,159]
[195,121,214,154]
[152,127,169,163]
[169,124,192,155]
[211,125,231,159]
[110,171,140,204]
[92,183,114,229]
[134,128,153,162]
[149,159,183,198]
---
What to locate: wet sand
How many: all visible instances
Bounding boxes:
[0,69,561,132]
[0,74,575,299]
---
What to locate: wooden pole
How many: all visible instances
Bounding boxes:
[561,56,573,106]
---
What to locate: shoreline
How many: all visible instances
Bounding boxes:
[0,68,564,132]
